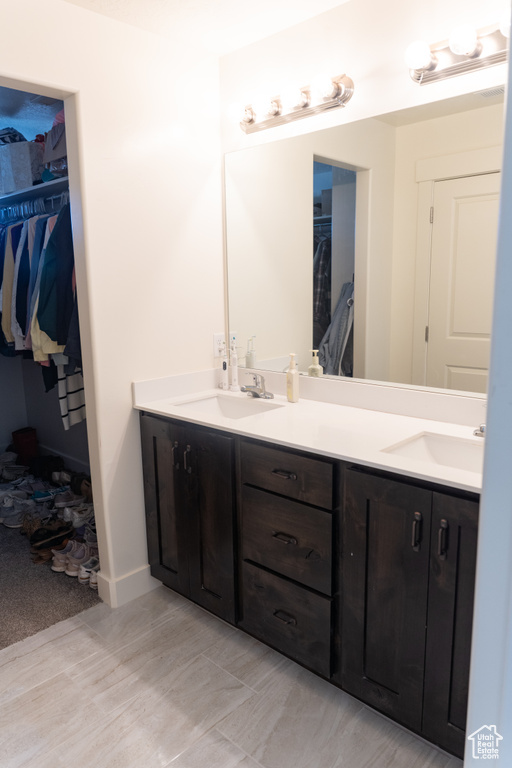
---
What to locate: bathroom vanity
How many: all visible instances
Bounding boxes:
[135,376,482,760]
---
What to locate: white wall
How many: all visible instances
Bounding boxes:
[0,0,225,606]
[0,356,27,450]
[21,360,90,472]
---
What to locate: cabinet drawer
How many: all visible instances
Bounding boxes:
[241,440,334,509]
[240,562,332,678]
[242,486,332,594]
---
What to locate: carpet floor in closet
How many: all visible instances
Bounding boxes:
[0,522,100,650]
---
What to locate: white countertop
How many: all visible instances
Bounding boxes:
[133,373,483,494]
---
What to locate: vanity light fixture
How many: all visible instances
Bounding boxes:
[240,74,354,133]
[406,23,508,85]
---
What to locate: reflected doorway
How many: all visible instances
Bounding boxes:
[313,160,356,376]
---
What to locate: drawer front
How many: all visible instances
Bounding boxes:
[241,440,334,510]
[240,562,332,678]
[242,486,332,594]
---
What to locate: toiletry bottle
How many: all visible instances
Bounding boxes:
[308,349,323,377]
[246,336,256,368]
[287,353,299,403]
[220,342,229,390]
[230,336,240,391]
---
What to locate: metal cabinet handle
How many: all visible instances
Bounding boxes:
[412,511,423,551]
[271,469,298,481]
[272,531,298,546]
[183,445,192,474]
[273,609,297,626]
[437,519,449,560]
[171,441,180,470]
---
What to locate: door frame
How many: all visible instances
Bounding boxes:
[411,146,502,387]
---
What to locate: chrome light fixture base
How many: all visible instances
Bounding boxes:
[409,28,508,85]
[241,74,354,134]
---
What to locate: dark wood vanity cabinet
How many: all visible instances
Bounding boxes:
[340,467,479,757]
[140,412,236,624]
[139,416,478,759]
[238,440,336,678]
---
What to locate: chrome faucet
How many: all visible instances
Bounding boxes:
[473,423,486,438]
[241,373,274,399]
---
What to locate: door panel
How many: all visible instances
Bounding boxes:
[426,172,500,392]
[140,413,189,594]
[340,469,431,730]
[423,492,479,757]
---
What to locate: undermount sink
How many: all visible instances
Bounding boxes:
[174,394,284,420]
[382,432,484,474]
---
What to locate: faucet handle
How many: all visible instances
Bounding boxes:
[473,423,486,437]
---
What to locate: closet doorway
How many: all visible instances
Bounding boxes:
[313,160,356,377]
[0,82,99,650]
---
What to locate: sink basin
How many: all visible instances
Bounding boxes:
[174,394,284,420]
[382,432,484,474]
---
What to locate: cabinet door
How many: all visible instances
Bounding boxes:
[140,413,190,595]
[186,425,237,624]
[340,469,431,731]
[423,493,479,758]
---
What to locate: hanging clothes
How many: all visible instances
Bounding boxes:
[0,198,86,431]
[313,236,331,348]
[318,281,354,376]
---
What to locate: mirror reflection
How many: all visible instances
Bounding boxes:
[225,90,504,395]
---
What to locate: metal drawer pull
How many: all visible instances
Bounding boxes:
[272,531,298,546]
[172,441,180,470]
[271,469,298,481]
[438,519,449,560]
[273,609,297,626]
[412,511,423,551]
[183,445,192,474]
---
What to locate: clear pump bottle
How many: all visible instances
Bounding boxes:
[286,353,299,402]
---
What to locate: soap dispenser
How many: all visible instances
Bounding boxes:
[246,336,256,368]
[286,353,299,403]
[308,349,323,377]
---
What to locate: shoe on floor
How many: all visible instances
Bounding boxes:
[89,565,100,590]
[31,485,70,503]
[54,490,84,508]
[51,539,80,572]
[65,543,97,577]
[78,556,100,585]
[63,503,94,528]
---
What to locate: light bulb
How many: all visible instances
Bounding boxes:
[405,40,434,71]
[311,76,339,103]
[241,106,255,124]
[280,87,309,113]
[500,8,511,38]
[449,25,480,56]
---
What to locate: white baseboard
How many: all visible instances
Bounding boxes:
[38,442,90,474]
[96,563,161,608]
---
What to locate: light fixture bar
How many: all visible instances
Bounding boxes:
[409,28,508,85]
[240,74,354,134]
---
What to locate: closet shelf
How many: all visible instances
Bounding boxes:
[0,176,69,206]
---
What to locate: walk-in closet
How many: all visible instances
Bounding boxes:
[0,85,99,651]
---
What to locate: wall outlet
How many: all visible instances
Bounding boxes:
[213,333,226,358]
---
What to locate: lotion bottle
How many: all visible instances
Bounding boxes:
[286,353,299,403]
[229,336,240,391]
[246,336,256,368]
[308,349,323,377]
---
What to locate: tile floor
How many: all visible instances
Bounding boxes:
[0,586,463,768]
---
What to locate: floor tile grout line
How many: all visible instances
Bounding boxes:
[198,652,264,695]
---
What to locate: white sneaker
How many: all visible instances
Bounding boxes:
[78,556,100,585]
